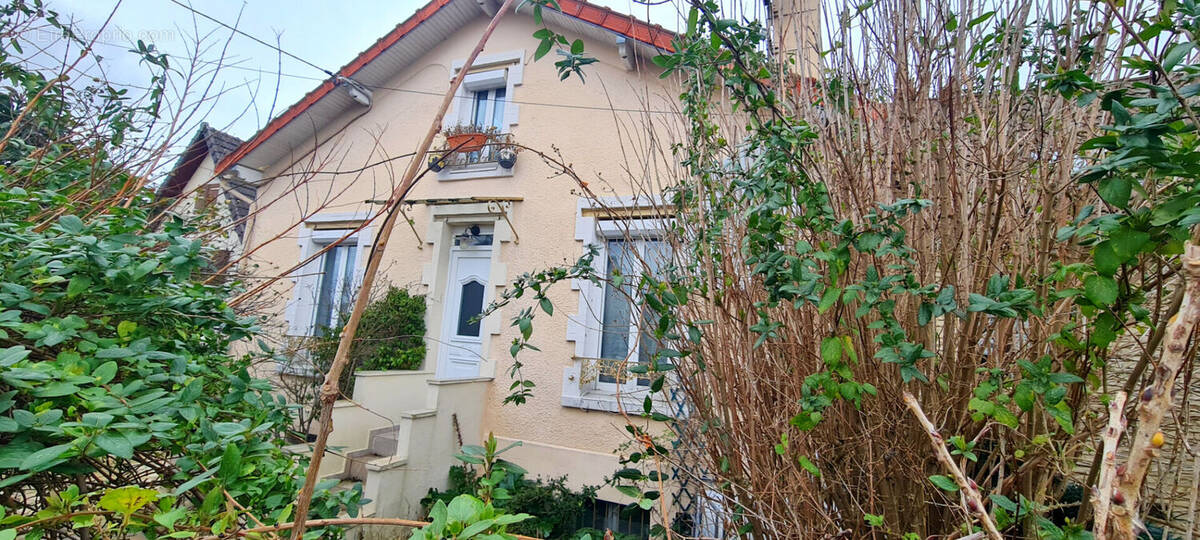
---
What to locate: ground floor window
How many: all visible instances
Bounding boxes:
[577,499,651,538]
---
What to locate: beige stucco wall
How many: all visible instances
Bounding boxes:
[239,10,681,510]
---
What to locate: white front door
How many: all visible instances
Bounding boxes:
[437,234,492,379]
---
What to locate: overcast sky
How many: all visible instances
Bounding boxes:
[41,0,691,144]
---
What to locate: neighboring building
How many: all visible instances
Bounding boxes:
[157,123,261,268]
[210,0,817,534]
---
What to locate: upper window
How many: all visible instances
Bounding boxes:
[311,238,358,335]
[471,87,507,131]
[597,237,670,390]
[439,56,522,181]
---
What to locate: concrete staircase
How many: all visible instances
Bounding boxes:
[288,370,493,521]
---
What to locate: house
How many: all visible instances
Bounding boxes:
[156,123,260,272]
[210,0,816,535]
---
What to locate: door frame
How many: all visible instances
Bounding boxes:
[435,228,494,379]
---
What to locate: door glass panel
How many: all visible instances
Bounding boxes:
[457,280,485,337]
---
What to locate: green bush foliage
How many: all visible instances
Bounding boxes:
[0,3,362,538]
[312,286,426,380]
[423,465,599,539]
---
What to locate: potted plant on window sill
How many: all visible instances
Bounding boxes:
[427,153,448,172]
[442,124,496,153]
[496,143,519,169]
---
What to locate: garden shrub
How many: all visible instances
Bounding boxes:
[0,4,363,538]
[423,465,599,539]
[312,286,426,377]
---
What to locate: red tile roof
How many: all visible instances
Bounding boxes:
[215,0,674,175]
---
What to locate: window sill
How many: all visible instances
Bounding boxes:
[437,162,514,181]
[561,390,674,418]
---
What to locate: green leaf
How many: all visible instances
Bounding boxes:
[460,518,496,538]
[534,39,552,60]
[1097,177,1131,208]
[539,297,553,315]
[219,443,243,485]
[1093,241,1120,276]
[92,361,118,384]
[172,467,216,495]
[57,215,85,234]
[0,346,29,367]
[154,507,188,530]
[1162,42,1193,71]
[212,422,247,437]
[66,276,91,298]
[817,286,840,314]
[928,474,959,492]
[797,455,820,477]
[446,494,483,524]
[99,486,158,516]
[33,382,79,397]
[1083,275,1118,306]
[820,336,843,366]
[95,432,134,459]
[1013,383,1035,412]
[96,347,134,359]
[570,38,584,55]
[20,443,72,471]
[993,406,1019,429]
[1109,228,1149,259]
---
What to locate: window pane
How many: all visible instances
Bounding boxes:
[641,239,670,276]
[314,243,353,335]
[338,243,358,315]
[599,240,634,382]
[472,91,489,127]
[636,239,668,384]
[491,87,506,130]
[457,280,485,337]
